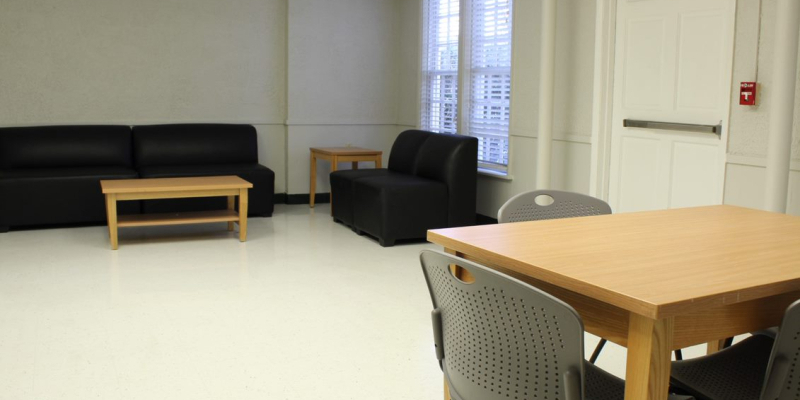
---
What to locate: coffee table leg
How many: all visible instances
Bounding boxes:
[238,188,248,242]
[105,194,119,250]
[310,151,317,208]
[351,161,359,170]
[227,196,235,231]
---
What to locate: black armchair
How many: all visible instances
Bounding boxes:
[329,130,477,246]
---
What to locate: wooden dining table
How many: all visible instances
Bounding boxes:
[427,205,800,400]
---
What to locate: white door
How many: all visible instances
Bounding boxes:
[607,0,735,213]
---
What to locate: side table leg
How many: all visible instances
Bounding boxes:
[227,195,235,231]
[239,189,249,242]
[330,156,338,216]
[376,155,382,169]
[106,194,119,250]
[310,152,317,208]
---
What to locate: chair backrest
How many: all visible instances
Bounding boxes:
[387,130,433,174]
[760,299,800,399]
[414,133,478,227]
[420,250,586,400]
[498,190,612,224]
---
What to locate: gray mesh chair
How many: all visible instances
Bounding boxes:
[497,190,618,363]
[670,299,800,400]
[420,250,692,400]
[497,190,612,224]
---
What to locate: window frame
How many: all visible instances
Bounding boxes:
[420,0,515,176]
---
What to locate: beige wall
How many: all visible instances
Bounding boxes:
[475,0,597,217]
[724,0,800,214]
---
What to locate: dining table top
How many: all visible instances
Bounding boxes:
[427,205,800,320]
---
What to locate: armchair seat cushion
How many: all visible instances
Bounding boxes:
[352,174,448,246]
[330,168,395,226]
[0,166,139,227]
[137,164,275,216]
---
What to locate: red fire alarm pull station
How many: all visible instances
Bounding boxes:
[740,82,757,105]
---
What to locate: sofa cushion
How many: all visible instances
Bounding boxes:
[137,163,274,217]
[330,169,395,226]
[0,166,139,227]
[133,124,258,167]
[352,174,448,246]
[0,125,133,169]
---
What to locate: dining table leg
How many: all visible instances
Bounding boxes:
[624,314,674,400]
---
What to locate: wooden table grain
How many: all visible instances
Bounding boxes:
[428,205,800,400]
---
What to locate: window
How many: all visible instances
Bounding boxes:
[421,0,514,173]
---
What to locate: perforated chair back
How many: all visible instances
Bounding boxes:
[497,190,612,224]
[420,250,586,400]
[761,299,800,399]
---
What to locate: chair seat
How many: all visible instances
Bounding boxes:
[0,166,137,180]
[352,174,448,246]
[670,334,774,400]
[329,168,395,226]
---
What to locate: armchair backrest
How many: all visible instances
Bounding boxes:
[414,132,478,227]
[133,124,257,167]
[387,130,434,174]
[420,250,586,400]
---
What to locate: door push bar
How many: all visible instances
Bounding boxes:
[623,119,722,136]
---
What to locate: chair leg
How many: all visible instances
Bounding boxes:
[0,226,8,233]
[379,237,395,247]
[674,349,683,361]
[589,338,607,364]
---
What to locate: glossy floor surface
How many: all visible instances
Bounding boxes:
[0,204,712,399]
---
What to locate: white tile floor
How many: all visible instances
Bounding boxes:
[0,204,712,399]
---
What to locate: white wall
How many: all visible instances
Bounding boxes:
[724,0,800,214]
[286,0,407,195]
[476,0,596,217]
[0,0,289,192]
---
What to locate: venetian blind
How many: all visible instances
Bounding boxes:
[468,0,512,170]
[420,0,460,134]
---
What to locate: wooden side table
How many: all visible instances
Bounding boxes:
[309,147,383,210]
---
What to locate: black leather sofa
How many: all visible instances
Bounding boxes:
[0,124,274,232]
[329,130,478,246]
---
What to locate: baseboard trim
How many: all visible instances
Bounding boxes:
[285,193,330,205]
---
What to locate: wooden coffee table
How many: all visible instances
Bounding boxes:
[309,147,382,210]
[100,176,252,250]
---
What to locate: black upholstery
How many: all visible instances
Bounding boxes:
[0,126,138,229]
[0,125,133,169]
[133,124,258,167]
[0,124,275,231]
[330,130,477,246]
[132,124,274,217]
[137,163,274,216]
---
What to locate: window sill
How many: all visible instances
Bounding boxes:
[478,168,513,181]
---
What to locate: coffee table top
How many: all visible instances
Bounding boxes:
[100,176,252,194]
[310,147,382,156]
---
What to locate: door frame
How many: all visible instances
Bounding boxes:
[589,0,736,204]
